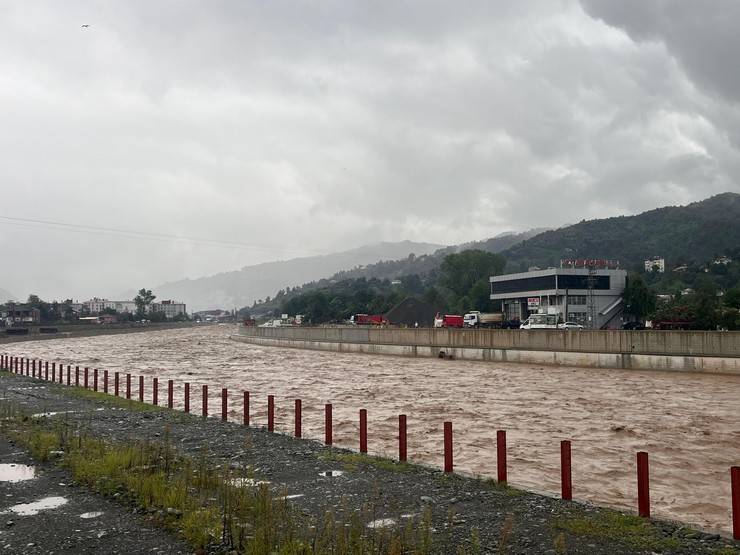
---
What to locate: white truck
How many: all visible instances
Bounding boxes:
[463,311,504,328]
[519,313,559,329]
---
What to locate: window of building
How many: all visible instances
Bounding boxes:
[567,295,587,305]
[492,275,557,295]
[558,275,611,290]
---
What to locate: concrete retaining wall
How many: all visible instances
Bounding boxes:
[239,326,740,357]
[234,326,740,374]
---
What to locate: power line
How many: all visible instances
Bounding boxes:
[0,215,319,255]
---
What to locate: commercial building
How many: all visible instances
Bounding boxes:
[490,261,627,329]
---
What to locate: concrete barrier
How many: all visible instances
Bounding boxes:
[235,326,740,374]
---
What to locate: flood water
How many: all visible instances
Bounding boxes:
[5,326,740,533]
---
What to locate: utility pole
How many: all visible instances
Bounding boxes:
[586,261,597,329]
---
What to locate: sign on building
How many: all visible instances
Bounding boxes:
[527,297,541,309]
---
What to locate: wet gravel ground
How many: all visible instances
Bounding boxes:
[0,436,190,554]
[1,372,738,555]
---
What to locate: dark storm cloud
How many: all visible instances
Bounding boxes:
[0,1,739,301]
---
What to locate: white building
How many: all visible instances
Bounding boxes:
[150,300,187,318]
[644,257,665,273]
[490,265,627,329]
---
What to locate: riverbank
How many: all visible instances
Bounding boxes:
[0,322,199,345]
[6,326,740,534]
[1,371,738,554]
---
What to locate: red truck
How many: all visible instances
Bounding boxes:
[351,314,389,326]
[433,313,464,328]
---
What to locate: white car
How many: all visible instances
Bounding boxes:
[558,321,584,330]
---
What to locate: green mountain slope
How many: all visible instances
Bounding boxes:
[500,193,740,272]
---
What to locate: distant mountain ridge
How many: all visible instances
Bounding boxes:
[153,241,444,312]
[0,287,17,303]
[499,192,740,272]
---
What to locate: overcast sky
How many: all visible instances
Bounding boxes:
[2,0,739,301]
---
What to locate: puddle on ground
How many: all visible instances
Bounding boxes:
[367,518,396,529]
[319,470,344,477]
[3,496,68,516]
[229,477,270,488]
[0,464,36,483]
[80,511,104,519]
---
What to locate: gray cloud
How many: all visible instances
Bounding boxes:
[1,1,739,302]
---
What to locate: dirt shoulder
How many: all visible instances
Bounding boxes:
[0,371,738,555]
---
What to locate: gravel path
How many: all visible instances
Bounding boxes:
[1,372,738,554]
[0,436,190,554]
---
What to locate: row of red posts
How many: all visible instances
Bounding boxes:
[1,353,739,540]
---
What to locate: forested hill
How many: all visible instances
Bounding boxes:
[331,228,546,282]
[500,193,740,272]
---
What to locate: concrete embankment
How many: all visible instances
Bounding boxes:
[0,322,198,345]
[1,370,738,554]
[235,326,740,374]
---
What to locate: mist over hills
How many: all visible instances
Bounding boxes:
[152,241,443,312]
[0,287,17,303]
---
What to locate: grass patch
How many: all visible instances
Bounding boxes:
[318,451,411,473]
[0,407,488,554]
[64,386,166,412]
[554,509,681,552]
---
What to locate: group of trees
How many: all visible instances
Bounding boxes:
[265,249,506,325]
[624,273,740,330]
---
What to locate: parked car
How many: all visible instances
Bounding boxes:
[558,321,584,330]
[622,321,646,330]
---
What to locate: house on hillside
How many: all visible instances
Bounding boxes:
[0,303,41,327]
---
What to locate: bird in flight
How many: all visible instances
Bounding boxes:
[81,24,91,28]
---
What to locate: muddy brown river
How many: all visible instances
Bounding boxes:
[5,325,740,534]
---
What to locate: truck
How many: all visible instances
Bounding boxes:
[519,313,559,329]
[433,313,464,328]
[463,311,504,328]
[351,314,389,326]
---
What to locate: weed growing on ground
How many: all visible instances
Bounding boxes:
[554,509,681,552]
[0,405,488,554]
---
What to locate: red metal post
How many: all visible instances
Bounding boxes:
[32,359,36,377]
[114,372,120,396]
[399,415,407,462]
[202,385,208,417]
[561,440,572,500]
[294,399,302,438]
[243,391,249,426]
[167,380,173,408]
[325,403,333,445]
[153,377,158,405]
[93,369,98,391]
[52,362,56,382]
[126,373,131,399]
[59,364,63,383]
[75,366,79,387]
[184,382,190,412]
[268,395,275,432]
[497,430,507,484]
[221,388,227,421]
[139,375,144,402]
[84,367,89,389]
[103,370,108,393]
[65,365,70,385]
[444,421,453,473]
[637,451,650,518]
[731,466,740,541]
[45,361,48,380]
[359,409,368,453]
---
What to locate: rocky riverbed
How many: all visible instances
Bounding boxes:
[1,371,738,554]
